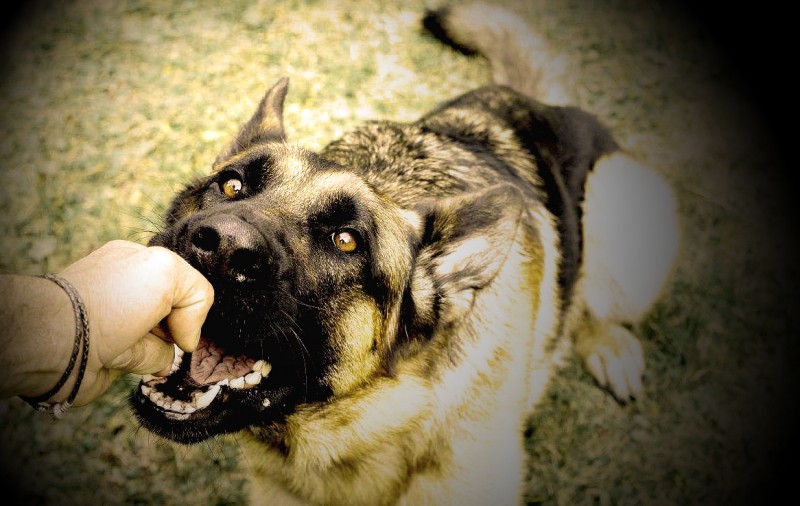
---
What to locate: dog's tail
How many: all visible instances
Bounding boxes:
[423,2,569,104]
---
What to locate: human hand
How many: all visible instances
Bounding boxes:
[55,240,214,406]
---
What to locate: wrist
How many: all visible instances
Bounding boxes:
[0,275,79,399]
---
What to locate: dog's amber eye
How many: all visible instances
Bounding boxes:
[222,178,243,198]
[332,230,358,253]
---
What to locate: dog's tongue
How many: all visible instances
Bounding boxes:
[190,337,256,386]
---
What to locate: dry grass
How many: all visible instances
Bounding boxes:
[1,0,796,504]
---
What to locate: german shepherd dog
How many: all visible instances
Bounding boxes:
[132,3,679,504]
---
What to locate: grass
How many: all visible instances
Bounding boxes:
[1,0,796,504]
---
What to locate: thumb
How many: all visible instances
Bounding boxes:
[107,332,175,375]
[160,249,214,352]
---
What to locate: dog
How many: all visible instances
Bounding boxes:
[131,3,679,504]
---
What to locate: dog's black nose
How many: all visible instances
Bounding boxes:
[189,214,269,282]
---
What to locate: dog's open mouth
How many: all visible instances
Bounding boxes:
[137,339,272,420]
[131,334,285,442]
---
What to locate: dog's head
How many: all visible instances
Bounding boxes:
[131,78,523,443]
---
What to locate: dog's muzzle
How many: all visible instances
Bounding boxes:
[188,213,273,283]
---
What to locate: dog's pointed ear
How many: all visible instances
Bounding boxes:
[411,184,524,324]
[214,77,289,166]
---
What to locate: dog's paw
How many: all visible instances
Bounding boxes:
[576,323,644,402]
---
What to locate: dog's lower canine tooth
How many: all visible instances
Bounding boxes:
[195,384,221,409]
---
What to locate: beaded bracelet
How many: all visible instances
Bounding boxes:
[20,274,90,419]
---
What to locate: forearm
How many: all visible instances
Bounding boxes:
[0,274,76,399]
[0,241,213,410]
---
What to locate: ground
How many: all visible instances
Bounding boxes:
[0,0,797,504]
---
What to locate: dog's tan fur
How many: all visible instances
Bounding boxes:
[243,200,557,505]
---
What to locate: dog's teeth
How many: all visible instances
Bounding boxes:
[195,384,221,409]
[245,371,262,386]
[262,398,271,408]
[172,400,194,413]
[144,354,250,414]
[165,411,191,421]
[170,344,183,372]
[252,360,272,377]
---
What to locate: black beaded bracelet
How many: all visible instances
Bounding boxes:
[20,274,90,419]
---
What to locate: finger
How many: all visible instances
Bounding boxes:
[159,249,214,352]
[81,240,146,264]
[151,321,171,342]
[165,301,210,352]
[107,332,175,375]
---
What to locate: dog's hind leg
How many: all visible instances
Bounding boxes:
[572,152,680,401]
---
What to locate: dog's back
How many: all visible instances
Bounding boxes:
[423,2,680,401]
